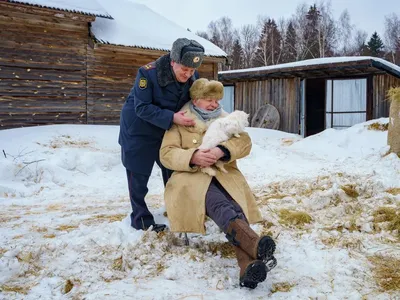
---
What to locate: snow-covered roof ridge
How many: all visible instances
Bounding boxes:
[91,0,226,57]
[7,0,112,19]
[220,56,400,78]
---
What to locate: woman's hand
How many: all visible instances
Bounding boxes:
[208,147,225,160]
[190,149,217,167]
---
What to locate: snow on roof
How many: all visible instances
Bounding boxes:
[7,0,112,19]
[220,56,400,77]
[91,0,226,57]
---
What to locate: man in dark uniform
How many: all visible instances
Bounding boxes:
[119,38,208,232]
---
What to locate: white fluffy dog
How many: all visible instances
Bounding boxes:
[198,110,249,176]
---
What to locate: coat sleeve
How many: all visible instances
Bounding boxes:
[160,125,199,172]
[219,132,252,163]
[129,68,174,130]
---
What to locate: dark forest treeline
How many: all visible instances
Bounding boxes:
[196,1,400,70]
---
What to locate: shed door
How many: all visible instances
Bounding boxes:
[326,79,367,129]
[221,86,234,113]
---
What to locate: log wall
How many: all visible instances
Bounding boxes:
[0,2,94,129]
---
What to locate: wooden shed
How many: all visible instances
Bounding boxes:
[0,0,227,129]
[219,57,400,136]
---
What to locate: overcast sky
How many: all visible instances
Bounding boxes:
[133,0,397,39]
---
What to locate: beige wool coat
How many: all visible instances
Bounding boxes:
[160,103,262,234]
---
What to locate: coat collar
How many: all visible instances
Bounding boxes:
[179,103,228,133]
[156,54,175,87]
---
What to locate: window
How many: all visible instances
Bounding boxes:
[326,79,367,129]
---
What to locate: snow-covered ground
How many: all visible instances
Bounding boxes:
[0,119,399,299]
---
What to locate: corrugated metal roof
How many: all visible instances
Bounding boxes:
[219,57,400,80]
[7,0,112,19]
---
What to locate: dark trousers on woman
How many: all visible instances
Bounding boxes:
[205,178,248,232]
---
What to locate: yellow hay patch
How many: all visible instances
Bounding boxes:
[56,225,79,231]
[386,188,400,195]
[31,226,48,233]
[46,204,64,211]
[373,207,400,237]
[341,184,359,198]
[0,216,21,223]
[84,214,126,224]
[0,248,7,258]
[278,209,312,227]
[63,279,74,294]
[112,256,123,271]
[270,282,296,293]
[369,255,400,291]
[281,138,295,146]
[367,122,389,131]
[0,284,30,294]
[207,242,236,258]
[43,234,56,239]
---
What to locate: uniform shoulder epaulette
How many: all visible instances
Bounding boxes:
[142,62,156,70]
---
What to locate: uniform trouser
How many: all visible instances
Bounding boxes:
[205,178,248,233]
[126,158,173,229]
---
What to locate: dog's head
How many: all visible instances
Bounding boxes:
[231,110,249,128]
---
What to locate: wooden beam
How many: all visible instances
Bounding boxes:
[0,2,96,22]
[93,43,227,64]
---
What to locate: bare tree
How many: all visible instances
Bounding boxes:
[316,1,337,58]
[384,13,400,64]
[239,24,258,68]
[337,9,354,55]
[219,17,235,56]
[196,31,210,40]
[291,3,310,60]
[349,29,368,55]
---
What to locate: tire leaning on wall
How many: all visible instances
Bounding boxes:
[388,87,400,157]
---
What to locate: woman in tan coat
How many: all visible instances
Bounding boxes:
[160,78,276,289]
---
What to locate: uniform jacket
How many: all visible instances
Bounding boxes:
[160,103,263,234]
[119,54,198,175]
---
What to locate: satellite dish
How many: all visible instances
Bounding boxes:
[251,104,280,129]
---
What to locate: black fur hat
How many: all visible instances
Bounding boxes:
[170,38,205,68]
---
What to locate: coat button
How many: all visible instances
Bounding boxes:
[192,139,197,144]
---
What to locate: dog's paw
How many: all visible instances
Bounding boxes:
[201,167,216,176]
[234,133,241,138]
[215,161,228,173]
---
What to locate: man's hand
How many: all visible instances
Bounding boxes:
[190,149,217,167]
[173,111,195,126]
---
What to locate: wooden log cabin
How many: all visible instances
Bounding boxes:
[219,57,400,136]
[0,0,227,129]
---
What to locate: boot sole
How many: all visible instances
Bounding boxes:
[240,261,267,289]
[257,236,276,261]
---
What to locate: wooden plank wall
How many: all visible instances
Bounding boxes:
[234,78,301,133]
[373,74,400,119]
[0,3,93,129]
[87,44,217,125]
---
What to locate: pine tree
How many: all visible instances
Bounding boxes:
[366,32,384,57]
[230,39,243,69]
[303,4,320,59]
[254,18,282,66]
[282,21,297,63]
